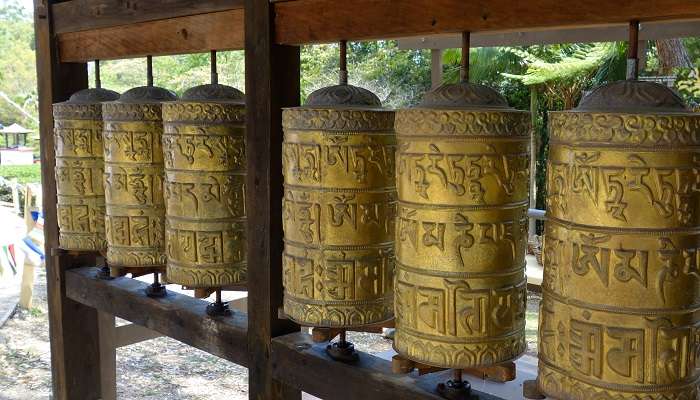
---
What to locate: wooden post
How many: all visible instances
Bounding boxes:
[97,312,117,400]
[245,0,301,399]
[430,49,443,89]
[528,87,538,238]
[34,1,100,399]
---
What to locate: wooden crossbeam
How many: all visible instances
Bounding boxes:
[271,332,506,400]
[64,267,249,367]
[53,0,700,62]
[52,0,243,34]
[273,0,700,44]
[57,9,244,62]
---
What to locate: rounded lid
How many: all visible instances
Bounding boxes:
[304,84,382,108]
[576,80,687,113]
[419,82,510,109]
[117,86,178,103]
[63,88,120,104]
[181,83,245,103]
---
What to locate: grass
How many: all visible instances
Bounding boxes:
[0,164,41,184]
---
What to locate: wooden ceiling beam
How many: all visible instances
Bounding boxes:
[52,0,243,34]
[57,9,244,62]
[273,0,700,44]
[54,0,700,62]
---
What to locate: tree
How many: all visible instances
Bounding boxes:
[655,39,694,74]
[0,0,37,133]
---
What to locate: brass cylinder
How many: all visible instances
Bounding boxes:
[102,87,177,267]
[393,83,531,368]
[282,85,396,328]
[162,84,247,287]
[538,81,700,399]
[53,88,120,251]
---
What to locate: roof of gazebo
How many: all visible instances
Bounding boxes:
[0,123,32,134]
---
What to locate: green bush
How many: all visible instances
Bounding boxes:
[0,164,41,184]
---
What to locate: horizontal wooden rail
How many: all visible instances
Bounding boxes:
[52,0,243,34]
[271,332,504,400]
[65,267,249,367]
[53,0,700,62]
[57,9,245,62]
[273,0,700,44]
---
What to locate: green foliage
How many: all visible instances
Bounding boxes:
[442,47,530,109]
[301,41,431,107]
[0,0,37,131]
[0,164,41,184]
[675,68,700,108]
[99,52,246,96]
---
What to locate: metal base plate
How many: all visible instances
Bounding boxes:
[437,380,478,400]
[145,282,167,298]
[96,266,114,280]
[326,341,359,363]
[206,301,232,317]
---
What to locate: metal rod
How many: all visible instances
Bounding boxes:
[339,40,348,85]
[627,21,640,80]
[215,289,222,304]
[95,60,101,89]
[153,272,159,285]
[460,31,470,83]
[339,329,347,345]
[146,55,154,87]
[453,369,463,382]
[211,50,219,85]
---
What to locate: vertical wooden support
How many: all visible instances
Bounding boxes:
[245,1,301,399]
[98,312,117,400]
[430,49,443,89]
[34,1,100,399]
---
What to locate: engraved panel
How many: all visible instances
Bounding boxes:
[394,105,531,368]
[162,100,247,287]
[539,101,700,399]
[103,101,169,267]
[282,107,396,327]
[53,101,109,251]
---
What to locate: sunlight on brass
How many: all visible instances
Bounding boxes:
[393,82,531,369]
[281,84,396,328]
[538,81,700,400]
[54,88,119,251]
[102,86,177,267]
[162,84,247,288]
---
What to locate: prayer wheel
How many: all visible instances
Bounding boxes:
[54,87,120,251]
[538,81,700,400]
[281,83,396,328]
[102,86,177,267]
[162,83,247,287]
[393,82,531,368]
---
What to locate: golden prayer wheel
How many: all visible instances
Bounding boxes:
[393,82,531,368]
[102,86,177,267]
[538,81,700,400]
[54,87,120,251]
[162,83,247,287]
[282,84,397,328]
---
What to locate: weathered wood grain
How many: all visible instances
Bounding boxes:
[65,267,249,366]
[274,0,700,44]
[52,0,243,34]
[271,332,506,400]
[245,0,301,398]
[35,1,98,398]
[57,9,244,62]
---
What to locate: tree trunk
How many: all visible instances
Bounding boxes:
[655,39,693,75]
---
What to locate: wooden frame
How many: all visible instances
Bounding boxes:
[34,1,700,399]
